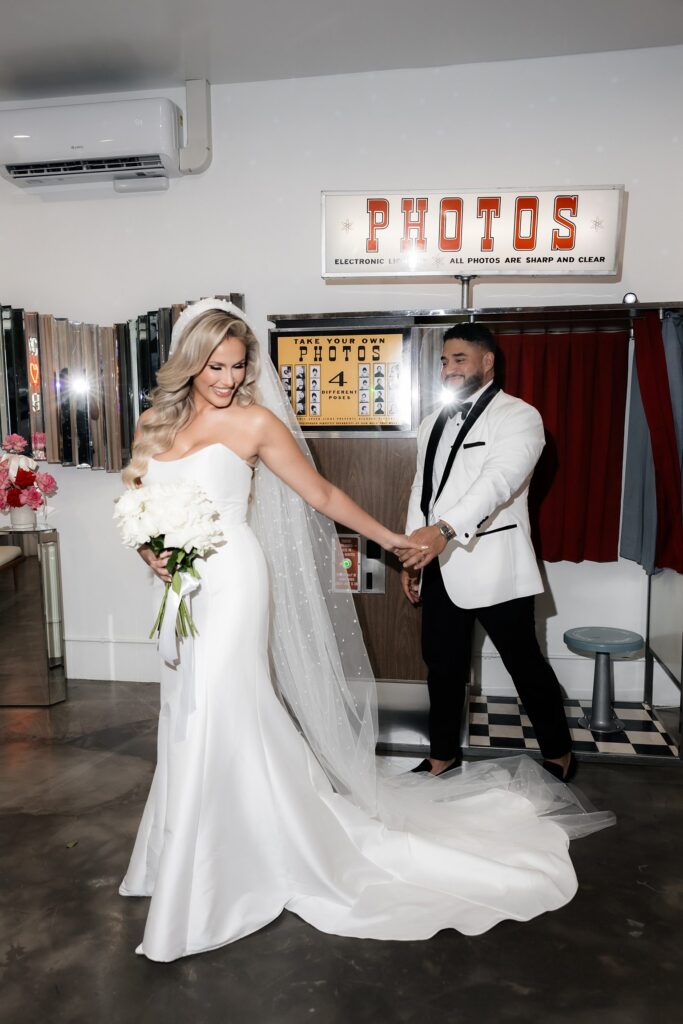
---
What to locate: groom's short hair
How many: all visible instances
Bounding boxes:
[443,323,497,356]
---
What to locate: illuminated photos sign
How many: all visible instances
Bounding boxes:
[322,187,624,277]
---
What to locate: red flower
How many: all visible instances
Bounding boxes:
[6,487,22,507]
[14,467,36,488]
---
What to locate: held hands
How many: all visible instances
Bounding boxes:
[397,525,449,605]
[138,544,173,584]
[397,525,447,571]
[384,531,429,557]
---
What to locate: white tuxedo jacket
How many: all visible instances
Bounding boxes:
[406,389,545,609]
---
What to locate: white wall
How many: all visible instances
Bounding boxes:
[1,45,681,702]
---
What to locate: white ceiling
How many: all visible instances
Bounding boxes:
[2,0,683,101]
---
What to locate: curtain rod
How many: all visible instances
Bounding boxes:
[269,301,683,324]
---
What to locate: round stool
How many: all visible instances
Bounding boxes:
[563,626,644,734]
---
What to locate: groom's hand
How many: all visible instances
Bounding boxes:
[400,567,421,605]
[398,526,446,570]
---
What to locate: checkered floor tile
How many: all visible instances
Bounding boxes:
[466,697,680,762]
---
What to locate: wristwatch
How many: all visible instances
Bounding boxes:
[436,520,456,542]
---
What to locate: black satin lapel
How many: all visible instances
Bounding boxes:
[420,407,450,519]
[433,384,501,506]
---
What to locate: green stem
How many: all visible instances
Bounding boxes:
[149,563,200,645]
[149,582,171,638]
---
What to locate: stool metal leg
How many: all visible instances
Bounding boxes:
[579,652,626,733]
[459,682,470,749]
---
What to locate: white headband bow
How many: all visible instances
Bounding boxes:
[169,298,252,354]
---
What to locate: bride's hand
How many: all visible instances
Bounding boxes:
[138,544,173,584]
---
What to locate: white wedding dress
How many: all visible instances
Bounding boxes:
[120,443,594,962]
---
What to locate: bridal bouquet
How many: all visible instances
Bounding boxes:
[114,482,224,660]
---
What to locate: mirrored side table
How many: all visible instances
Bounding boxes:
[0,525,67,705]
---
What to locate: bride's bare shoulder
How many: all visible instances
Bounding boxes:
[238,402,285,433]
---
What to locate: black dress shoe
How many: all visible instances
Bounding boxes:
[411,757,462,776]
[542,752,577,783]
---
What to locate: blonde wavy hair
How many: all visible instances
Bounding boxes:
[122,309,261,487]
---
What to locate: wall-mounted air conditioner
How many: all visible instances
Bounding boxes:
[0,82,211,193]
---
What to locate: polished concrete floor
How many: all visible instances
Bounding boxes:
[1,680,682,1024]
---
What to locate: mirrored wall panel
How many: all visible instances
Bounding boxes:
[0,294,244,472]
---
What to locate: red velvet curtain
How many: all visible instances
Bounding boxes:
[493,328,630,562]
[633,312,683,572]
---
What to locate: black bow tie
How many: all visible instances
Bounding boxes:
[446,401,472,421]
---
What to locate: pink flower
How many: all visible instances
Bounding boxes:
[20,486,44,510]
[0,462,9,488]
[32,432,47,460]
[35,472,58,497]
[2,433,28,454]
[0,489,8,511]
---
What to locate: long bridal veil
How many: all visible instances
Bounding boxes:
[250,350,380,816]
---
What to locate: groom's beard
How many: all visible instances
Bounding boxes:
[443,369,484,401]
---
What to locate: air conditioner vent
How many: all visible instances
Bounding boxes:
[6,154,165,180]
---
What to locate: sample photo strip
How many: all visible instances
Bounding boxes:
[387,362,401,416]
[373,363,385,415]
[280,364,292,403]
[359,363,370,415]
[309,364,321,416]
[295,364,306,416]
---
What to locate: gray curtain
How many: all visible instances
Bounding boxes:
[663,313,683,463]
[620,312,683,573]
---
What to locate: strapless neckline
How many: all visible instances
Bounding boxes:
[152,442,255,472]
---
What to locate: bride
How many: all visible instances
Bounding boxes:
[119,298,613,962]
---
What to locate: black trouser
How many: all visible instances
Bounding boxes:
[420,560,572,761]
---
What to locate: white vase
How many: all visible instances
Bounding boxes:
[9,506,37,529]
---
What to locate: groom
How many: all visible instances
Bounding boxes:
[399,324,573,780]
